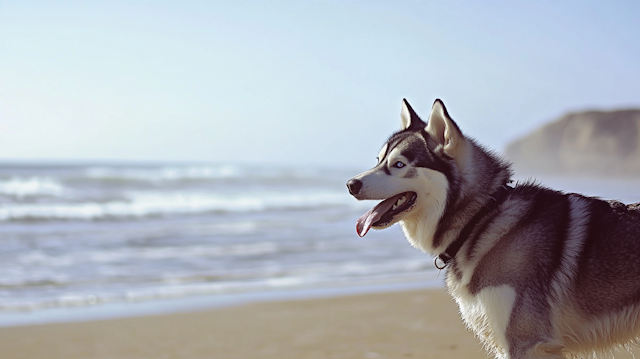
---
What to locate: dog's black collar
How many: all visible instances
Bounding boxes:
[435,183,513,270]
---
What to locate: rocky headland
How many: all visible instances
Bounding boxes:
[505,109,640,177]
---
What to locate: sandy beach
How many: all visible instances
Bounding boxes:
[0,288,488,359]
[3,288,640,359]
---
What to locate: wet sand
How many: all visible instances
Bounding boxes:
[0,288,490,359]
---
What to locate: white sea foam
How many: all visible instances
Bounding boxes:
[84,165,246,182]
[0,190,365,221]
[15,243,282,267]
[0,177,64,198]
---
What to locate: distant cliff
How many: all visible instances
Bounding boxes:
[505,109,640,177]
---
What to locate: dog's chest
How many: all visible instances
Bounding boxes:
[448,279,517,358]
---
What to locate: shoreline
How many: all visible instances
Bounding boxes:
[0,287,488,359]
[0,278,444,328]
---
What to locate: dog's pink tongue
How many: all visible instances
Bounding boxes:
[356,197,397,237]
[356,208,380,237]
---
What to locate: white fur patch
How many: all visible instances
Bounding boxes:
[387,147,402,165]
[399,168,448,253]
[453,285,517,359]
[377,143,388,164]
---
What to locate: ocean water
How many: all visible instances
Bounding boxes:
[2,163,639,322]
[0,163,437,316]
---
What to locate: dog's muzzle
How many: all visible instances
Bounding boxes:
[346,179,362,196]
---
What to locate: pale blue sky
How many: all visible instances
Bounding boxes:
[1,1,639,167]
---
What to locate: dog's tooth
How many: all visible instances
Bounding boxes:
[392,204,398,210]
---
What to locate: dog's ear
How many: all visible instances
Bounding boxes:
[426,99,464,157]
[400,99,426,131]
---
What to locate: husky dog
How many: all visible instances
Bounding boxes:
[346,99,640,359]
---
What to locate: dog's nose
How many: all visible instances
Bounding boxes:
[346,179,362,196]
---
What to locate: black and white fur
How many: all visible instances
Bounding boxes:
[347,99,640,359]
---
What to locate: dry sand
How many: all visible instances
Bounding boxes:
[0,288,486,359]
[2,288,639,359]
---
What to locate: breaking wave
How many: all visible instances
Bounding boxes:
[80,165,341,184]
[83,165,243,182]
[0,177,64,198]
[0,191,363,221]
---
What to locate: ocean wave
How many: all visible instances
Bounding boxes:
[0,177,64,198]
[83,165,242,182]
[80,165,321,183]
[0,191,363,221]
[0,266,435,312]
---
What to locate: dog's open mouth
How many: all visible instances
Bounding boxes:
[356,191,417,237]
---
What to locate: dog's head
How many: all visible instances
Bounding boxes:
[347,99,468,248]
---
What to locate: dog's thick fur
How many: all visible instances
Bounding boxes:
[347,99,640,359]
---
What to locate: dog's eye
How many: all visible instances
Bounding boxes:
[394,161,405,168]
